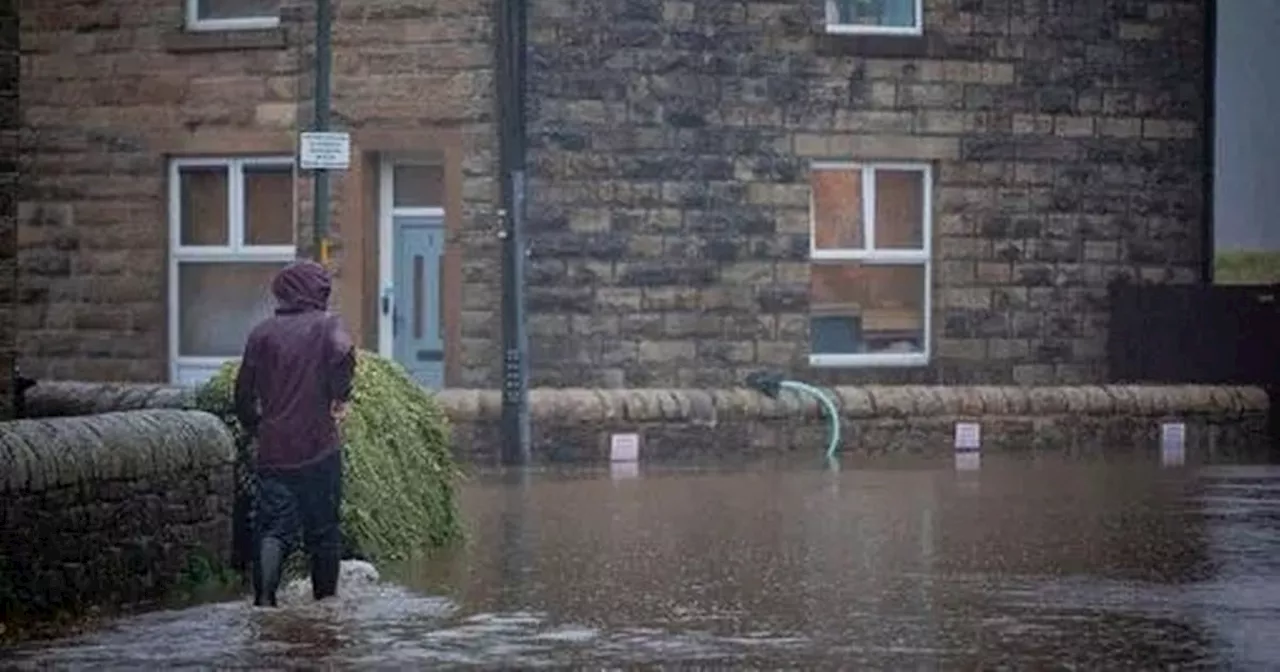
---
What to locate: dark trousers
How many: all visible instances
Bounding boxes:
[255,450,343,564]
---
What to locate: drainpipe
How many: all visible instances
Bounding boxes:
[312,0,333,263]
[496,0,531,465]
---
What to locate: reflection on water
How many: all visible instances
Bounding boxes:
[5,456,1280,669]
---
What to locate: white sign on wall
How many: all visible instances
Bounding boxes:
[954,422,982,451]
[610,433,640,463]
[1160,422,1187,467]
[299,131,351,170]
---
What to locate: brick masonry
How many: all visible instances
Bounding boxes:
[17,0,1206,389]
[0,0,16,419]
[522,0,1207,387]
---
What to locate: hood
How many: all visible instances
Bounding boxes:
[271,260,332,314]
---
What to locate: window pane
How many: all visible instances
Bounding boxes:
[179,166,229,247]
[811,168,863,250]
[810,262,926,355]
[873,169,925,250]
[392,164,445,209]
[196,0,279,20]
[178,262,286,357]
[413,254,425,339]
[244,165,294,246]
[833,0,917,27]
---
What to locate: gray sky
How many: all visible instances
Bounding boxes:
[1215,1,1280,251]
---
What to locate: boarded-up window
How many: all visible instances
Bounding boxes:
[193,0,279,21]
[808,164,932,364]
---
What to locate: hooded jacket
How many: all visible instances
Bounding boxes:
[234,260,355,471]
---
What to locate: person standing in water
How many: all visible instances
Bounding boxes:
[234,260,356,607]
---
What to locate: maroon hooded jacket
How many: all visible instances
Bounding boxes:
[234,261,355,471]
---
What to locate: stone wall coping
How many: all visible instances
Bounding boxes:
[22,382,198,419]
[21,380,1269,427]
[435,385,1270,424]
[0,409,235,495]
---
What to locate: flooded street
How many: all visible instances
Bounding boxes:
[5,455,1280,670]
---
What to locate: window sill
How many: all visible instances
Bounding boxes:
[815,28,948,59]
[163,25,287,53]
[825,23,922,37]
[172,357,236,387]
[809,353,929,368]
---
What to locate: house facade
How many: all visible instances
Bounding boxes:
[16,0,1209,392]
[2,0,17,420]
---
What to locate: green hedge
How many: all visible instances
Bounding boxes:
[1214,250,1280,285]
[193,351,463,564]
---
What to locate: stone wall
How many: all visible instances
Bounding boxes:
[443,384,1270,463]
[523,0,1207,387]
[17,0,499,384]
[18,0,1204,391]
[22,380,1271,465]
[0,0,16,419]
[0,410,235,621]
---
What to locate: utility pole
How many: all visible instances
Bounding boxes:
[312,0,333,263]
[496,0,530,465]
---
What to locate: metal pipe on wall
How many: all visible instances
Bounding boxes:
[496,0,531,465]
[313,0,333,263]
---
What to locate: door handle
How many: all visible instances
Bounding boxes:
[381,285,393,316]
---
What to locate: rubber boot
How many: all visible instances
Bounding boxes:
[253,538,285,607]
[310,549,341,601]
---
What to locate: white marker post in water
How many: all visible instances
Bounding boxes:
[1160,422,1187,467]
[954,422,982,471]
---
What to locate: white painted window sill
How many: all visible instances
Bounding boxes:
[809,353,930,368]
[824,24,923,37]
[186,16,281,33]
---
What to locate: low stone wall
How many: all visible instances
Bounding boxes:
[441,385,1273,463]
[20,380,1273,463]
[20,382,197,420]
[0,410,236,622]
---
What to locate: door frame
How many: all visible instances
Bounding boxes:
[377,155,446,360]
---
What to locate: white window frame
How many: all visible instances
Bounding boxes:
[168,156,298,385]
[184,0,281,32]
[824,0,924,37]
[808,161,932,368]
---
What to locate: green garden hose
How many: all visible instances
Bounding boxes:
[744,371,843,465]
[779,380,842,463]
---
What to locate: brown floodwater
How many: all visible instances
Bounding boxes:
[4,454,1280,670]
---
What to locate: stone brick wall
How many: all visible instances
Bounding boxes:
[17,0,499,385]
[0,0,16,419]
[523,0,1206,387]
[0,410,235,621]
[443,384,1270,464]
[21,379,1271,465]
[17,0,1205,390]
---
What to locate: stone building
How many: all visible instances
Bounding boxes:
[17,0,1208,391]
[1,0,17,419]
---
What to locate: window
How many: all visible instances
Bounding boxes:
[825,0,923,36]
[809,163,932,367]
[169,157,297,385]
[185,0,281,32]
